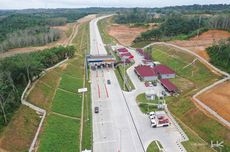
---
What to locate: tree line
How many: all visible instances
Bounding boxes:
[0,46,75,130]
[134,14,230,42]
[0,12,89,52]
[0,26,60,52]
[114,8,165,24]
[207,38,230,73]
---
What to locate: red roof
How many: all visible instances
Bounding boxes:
[154,65,175,75]
[160,79,177,92]
[136,48,144,55]
[135,65,157,77]
[120,52,133,58]
[117,48,128,53]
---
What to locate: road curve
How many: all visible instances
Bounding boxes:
[143,42,230,128]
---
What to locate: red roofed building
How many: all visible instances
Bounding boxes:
[160,79,177,93]
[153,65,176,79]
[117,48,129,54]
[136,48,144,56]
[134,65,158,81]
[119,52,134,60]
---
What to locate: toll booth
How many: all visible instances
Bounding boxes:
[87,55,116,70]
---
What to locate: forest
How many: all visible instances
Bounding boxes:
[0,46,75,130]
[0,11,87,52]
[207,39,230,73]
[133,13,230,42]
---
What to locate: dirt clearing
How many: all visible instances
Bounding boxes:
[197,81,230,122]
[171,30,230,61]
[108,24,149,46]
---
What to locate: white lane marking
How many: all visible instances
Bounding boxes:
[94,140,117,145]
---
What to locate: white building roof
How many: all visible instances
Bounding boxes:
[145,90,156,96]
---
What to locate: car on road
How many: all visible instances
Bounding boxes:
[94,107,99,113]
[107,80,111,84]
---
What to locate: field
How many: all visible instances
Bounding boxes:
[37,22,91,151]
[108,24,149,46]
[38,114,80,152]
[171,30,230,61]
[147,140,163,152]
[114,64,135,91]
[0,106,40,152]
[27,67,63,110]
[98,17,117,45]
[197,81,230,122]
[150,45,230,152]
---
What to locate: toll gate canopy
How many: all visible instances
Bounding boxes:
[87,55,116,69]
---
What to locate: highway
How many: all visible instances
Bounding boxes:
[90,16,187,152]
[90,16,145,152]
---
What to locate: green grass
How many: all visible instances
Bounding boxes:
[151,44,230,152]
[136,93,160,104]
[63,63,84,79]
[69,21,92,149]
[82,80,92,149]
[0,106,40,152]
[59,74,83,93]
[139,103,159,114]
[136,93,161,113]
[147,140,163,152]
[52,89,82,117]
[115,64,135,91]
[131,40,153,48]
[178,118,215,152]
[38,114,80,152]
[98,16,117,45]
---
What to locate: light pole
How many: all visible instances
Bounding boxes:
[123,59,126,90]
[122,55,134,91]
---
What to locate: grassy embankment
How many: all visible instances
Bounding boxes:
[0,106,40,152]
[146,45,229,152]
[98,16,135,91]
[26,22,91,151]
[147,140,163,152]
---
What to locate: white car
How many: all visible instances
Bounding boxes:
[149,112,155,120]
[150,119,157,128]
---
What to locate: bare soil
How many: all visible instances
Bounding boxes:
[108,24,149,46]
[171,30,230,61]
[197,81,230,122]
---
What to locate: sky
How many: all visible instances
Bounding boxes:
[0,0,229,9]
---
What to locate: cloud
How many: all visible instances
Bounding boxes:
[0,0,229,9]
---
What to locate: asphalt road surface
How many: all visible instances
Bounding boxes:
[90,16,187,152]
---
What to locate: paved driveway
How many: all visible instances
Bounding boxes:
[90,16,188,152]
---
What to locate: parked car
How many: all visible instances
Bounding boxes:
[149,112,155,120]
[107,80,111,84]
[95,107,99,113]
[162,91,166,96]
